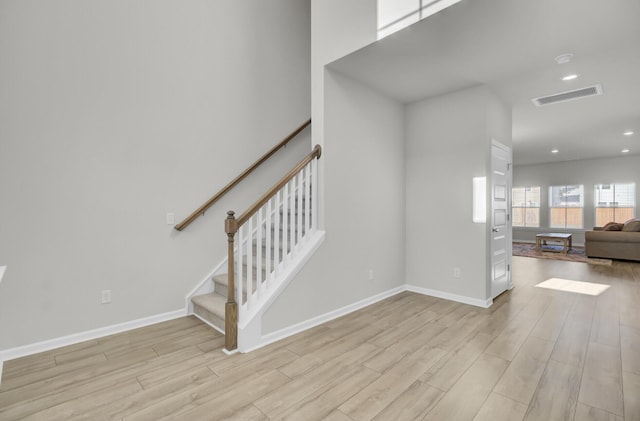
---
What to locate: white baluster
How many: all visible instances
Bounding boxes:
[266,198,272,287]
[312,157,318,232]
[247,215,254,309]
[257,207,263,298]
[289,178,295,257]
[305,162,311,235]
[282,182,289,263]
[275,190,281,273]
[297,171,303,246]
[237,224,244,306]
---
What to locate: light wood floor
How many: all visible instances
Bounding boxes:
[1,256,639,420]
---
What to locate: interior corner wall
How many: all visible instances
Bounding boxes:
[405,85,510,303]
[0,0,311,351]
[257,0,386,334]
[262,70,405,334]
[513,155,640,245]
[311,0,377,227]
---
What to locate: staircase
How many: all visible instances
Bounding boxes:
[191,197,310,332]
[185,144,323,352]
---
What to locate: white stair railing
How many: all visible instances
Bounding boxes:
[236,160,316,322]
[223,145,321,351]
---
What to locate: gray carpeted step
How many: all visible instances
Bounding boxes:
[195,204,312,330]
[192,292,226,330]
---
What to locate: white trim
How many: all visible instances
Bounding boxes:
[0,309,186,364]
[185,259,227,314]
[0,265,6,284]
[240,280,494,353]
[0,279,495,386]
[406,284,493,308]
[239,231,326,329]
[0,281,494,384]
[252,285,406,353]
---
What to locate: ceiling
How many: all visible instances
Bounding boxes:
[326,0,640,166]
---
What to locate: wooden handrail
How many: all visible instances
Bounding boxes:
[174,118,311,231]
[231,144,321,231]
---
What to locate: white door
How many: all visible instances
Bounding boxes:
[490,142,512,298]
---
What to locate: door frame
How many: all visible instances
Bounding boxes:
[490,139,513,298]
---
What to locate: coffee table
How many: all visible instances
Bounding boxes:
[536,233,572,254]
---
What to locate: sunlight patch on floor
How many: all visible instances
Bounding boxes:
[535,278,611,296]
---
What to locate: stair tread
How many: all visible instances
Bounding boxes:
[214,266,273,277]
[192,292,226,318]
[213,273,260,290]
[213,273,231,285]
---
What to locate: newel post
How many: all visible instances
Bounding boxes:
[224,210,238,352]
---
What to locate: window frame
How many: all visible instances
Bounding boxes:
[511,186,541,228]
[549,185,585,229]
[594,183,636,226]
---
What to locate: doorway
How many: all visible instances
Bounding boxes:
[490,141,512,298]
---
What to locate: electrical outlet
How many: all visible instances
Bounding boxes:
[453,268,461,278]
[101,290,111,304]
[368,269,375,280]
[166,213,175,225]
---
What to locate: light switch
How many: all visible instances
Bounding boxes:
[166,213,175,225]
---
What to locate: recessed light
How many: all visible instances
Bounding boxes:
[623,131,634,136]
[621,149,630,153]
[555,53,574,64]
[561,74,579,81]
[551,149,559,154]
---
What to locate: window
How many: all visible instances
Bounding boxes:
[512,187,540,227]
[594,183,635,226]
[549,185,584,229]
[377,0,462,38]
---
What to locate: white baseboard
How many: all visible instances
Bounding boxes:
[0,281,494,385]
[243,282,493,353]
[406,284,493,308]
[239,231,326,330]
[252,285,406,353]
[0,308,187,367]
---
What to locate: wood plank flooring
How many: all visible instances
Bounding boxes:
[1,256,639,420]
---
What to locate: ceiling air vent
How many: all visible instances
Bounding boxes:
[532,84,603,107]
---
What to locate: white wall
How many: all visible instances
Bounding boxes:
[310,0,377,227]
[405,85,511,303]
[513,155,640,245]
[259,0,392,333]
[263,70,406,333]
[265,2,515,332]
[0,0,311,350]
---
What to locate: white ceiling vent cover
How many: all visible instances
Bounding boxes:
[532,84,603,107]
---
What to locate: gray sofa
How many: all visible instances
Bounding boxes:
[585,219,640,261]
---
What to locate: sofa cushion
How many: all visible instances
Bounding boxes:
[622,219,640,232]
[585,230,640,243]
[603,222,624,231]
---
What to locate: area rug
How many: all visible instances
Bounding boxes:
[512,242,612,265]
